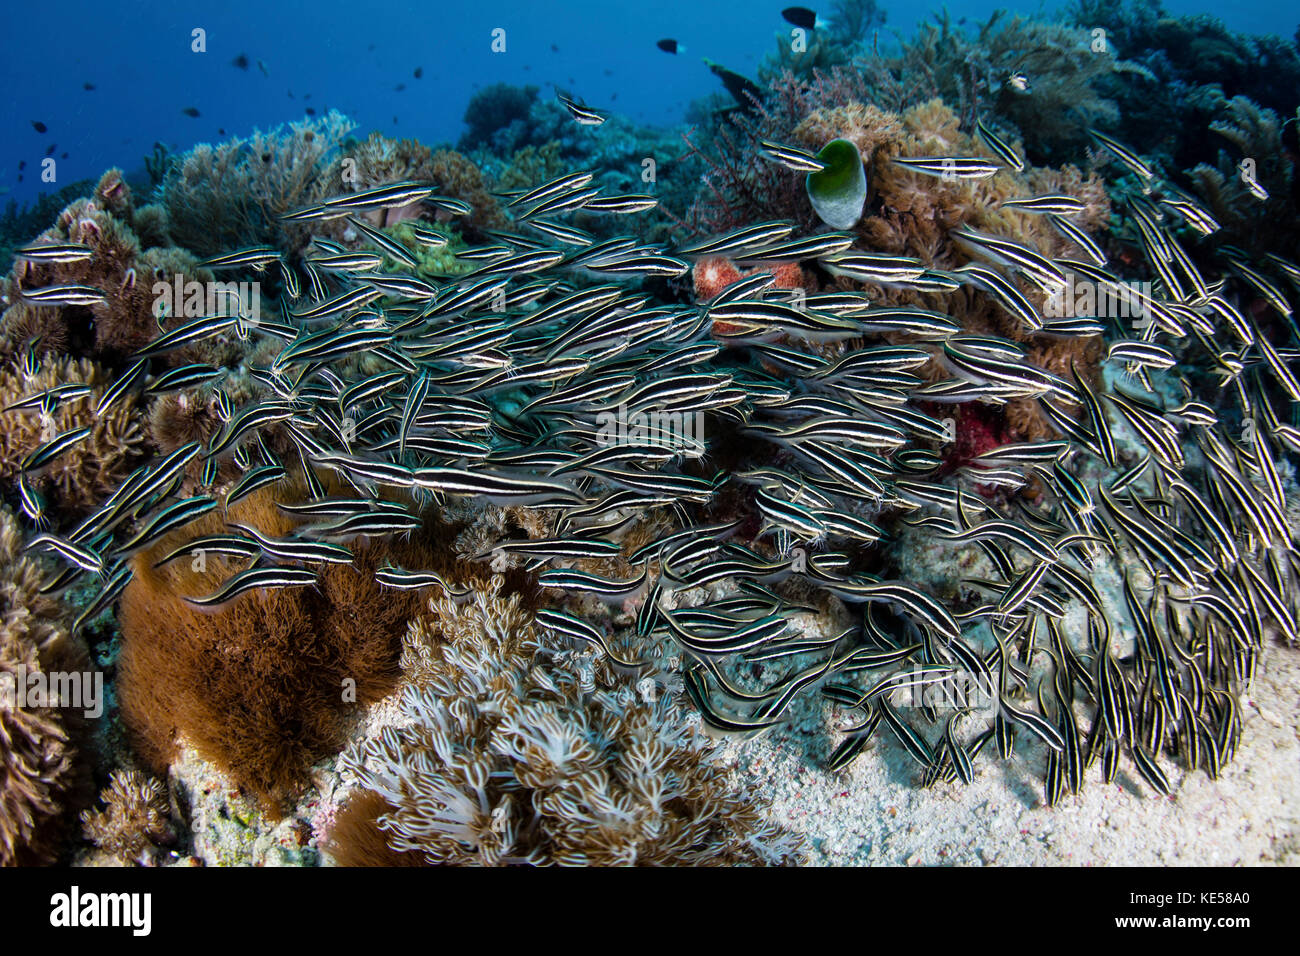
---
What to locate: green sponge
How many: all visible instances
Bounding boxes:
[806,139,866,230]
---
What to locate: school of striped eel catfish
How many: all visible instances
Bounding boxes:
[12,117,1300,805]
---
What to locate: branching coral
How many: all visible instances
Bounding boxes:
[0,354,147,514]
[80,769,173,865]
[333,576,803,866]
[0,506,89,865]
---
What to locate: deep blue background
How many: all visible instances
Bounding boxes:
[1,0,1294,205]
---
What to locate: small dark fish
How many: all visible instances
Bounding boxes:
[232,53,249,69]
[781,6,826,30]
[182,107,200,118]
[394,83,406,91]
[31,121,47,133]
[703,59,763,112]
[657,38,683,54]
[60,151,68,160]
[414,66,423,78]
[305,107,316,116]
[83,82,95,91]
[44,144,56,157]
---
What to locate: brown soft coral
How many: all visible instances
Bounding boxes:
[0,354,147,513]
[115,482,486,814]
[3,177,217,363]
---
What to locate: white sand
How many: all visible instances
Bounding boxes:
[722,642,1300,866]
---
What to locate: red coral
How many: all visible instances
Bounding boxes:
[693,257,807,334]
[935,402,1014,497]
[950,403,1008,465]
[693,257,742,302]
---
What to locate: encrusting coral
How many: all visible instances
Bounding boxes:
[331,576,804,866]
[80,769,173,865]
[0,506,91,865]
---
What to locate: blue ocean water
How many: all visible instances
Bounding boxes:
[1,0,1295,207]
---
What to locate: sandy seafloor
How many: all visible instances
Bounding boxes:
[718,642,1300,866]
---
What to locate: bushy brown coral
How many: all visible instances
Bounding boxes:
[80,769,172,865]
[115,482,486,813]
[319,791,428,867]
[334,576,803,866]
[0,302,70,360]
[0,354,147,513]
[1184,94,1297,257]
[0,506,90,865]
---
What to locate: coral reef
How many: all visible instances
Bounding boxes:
[334,577,803,866]
[689,93,1107,439]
